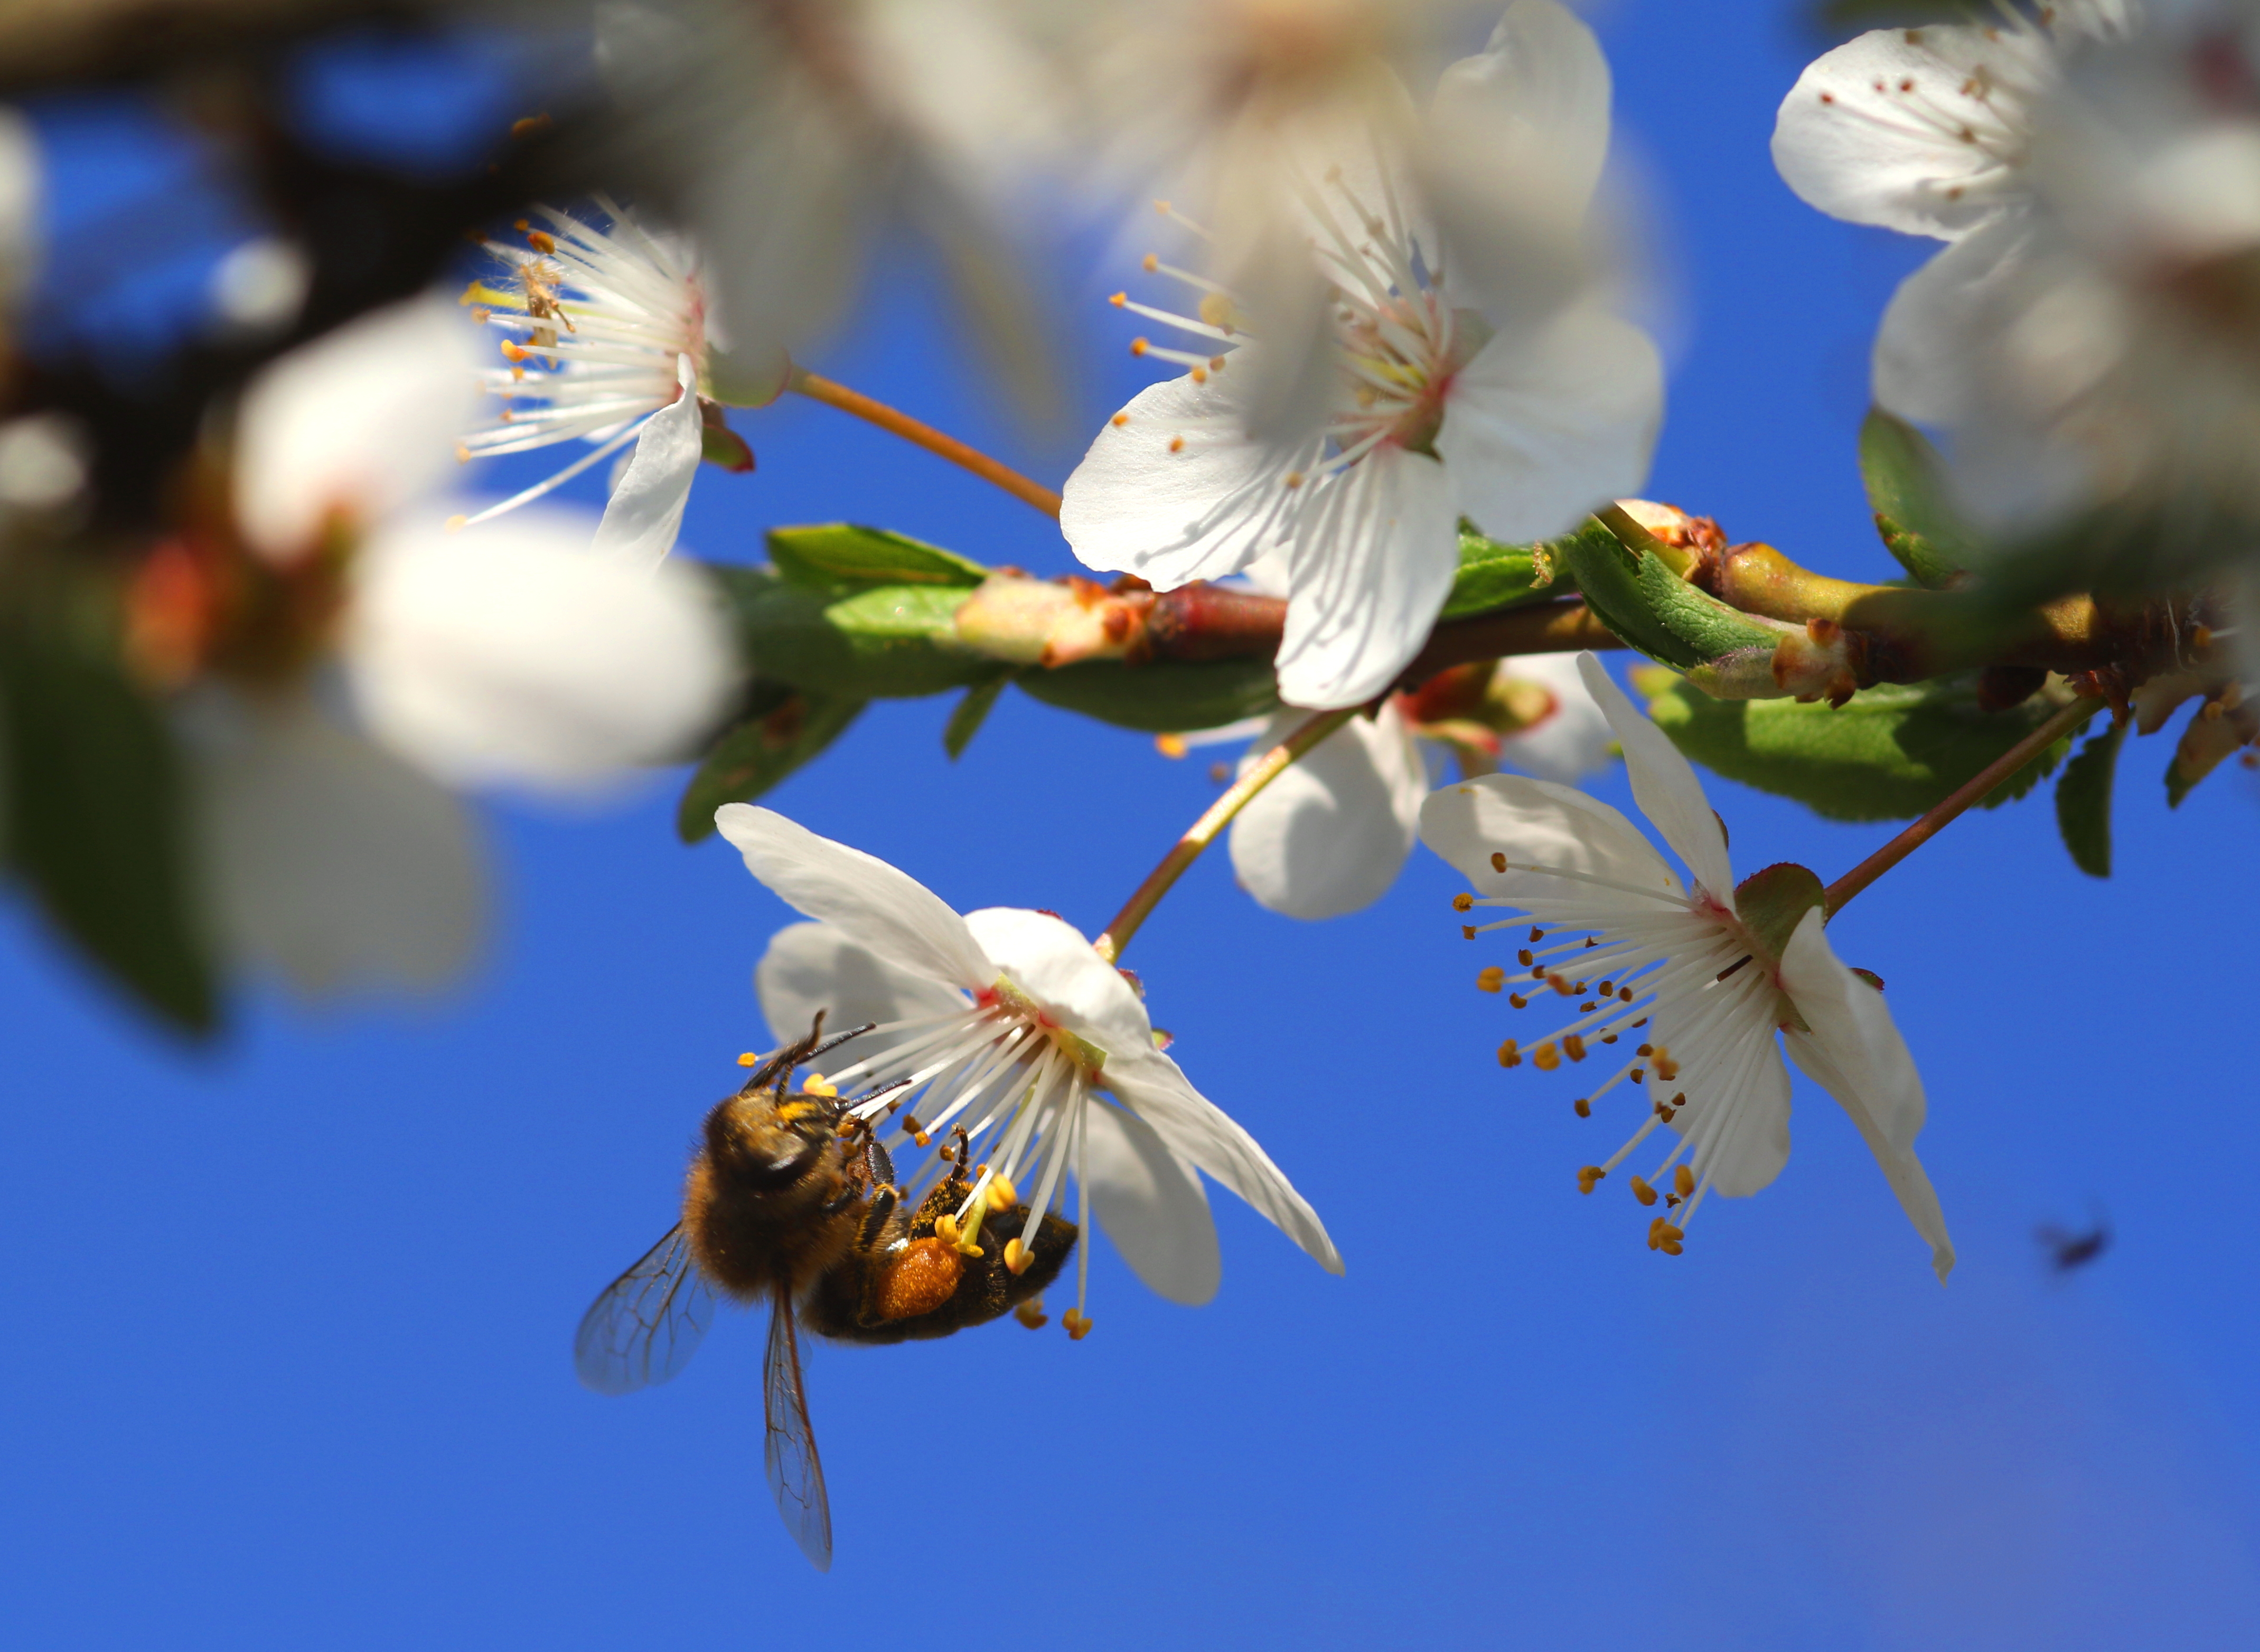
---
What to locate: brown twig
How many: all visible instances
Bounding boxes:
[789,368,1063,519]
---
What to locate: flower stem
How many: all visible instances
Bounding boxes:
[1823,693,2103,916]
[1093,707,1359,963]
[787,367,1063,519]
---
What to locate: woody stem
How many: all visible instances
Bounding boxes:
[787,368,1063,519]
[1093,707,1361,963]
[1823,693,2103,916]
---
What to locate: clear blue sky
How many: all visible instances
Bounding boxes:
[4,4,2255,1647]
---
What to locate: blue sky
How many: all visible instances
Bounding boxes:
[4,4,2256,1647]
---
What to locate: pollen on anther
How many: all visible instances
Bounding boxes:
[1109,292,1128,307]
[1167,435,1186,453]
[1618,988,1634,1002]
[1629,1175,1658,1207]
[1015,1300,1048,1329]
[1673,1165,1695,1198]
[1463,926,1478,941]
[1508,992,1528,1009]
[1529,927,1545,943]
[444,514,467,532]
[1453,893,1475,912]
[526,229,556,254]
[1563,1035,1588,1063]
[1573,1098,1591,1118]
[1497,1040,1522,1068]
[1517,948,1534,965]
[736,1052,758,1067]
[1130,337,1150,356]
[1111,412,1130,427]
[1063,1309,1093,1341]
[1190,367,1208,384]
[1533,1042,1562,1072]
[1491,852,1507,872]
[1004,1237,1033,1275]
[1477,967,1507,993]
[1577,1166,1606,1194]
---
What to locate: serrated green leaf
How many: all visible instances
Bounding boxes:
[676,686,867,842]
[943,672,1010,759]
[1016,657,1280,734]
[706,564,995,699]
[1439,526,1564,621]
[1859,408,1982,588]
[766,524,990,593]
[2055,719,2124,877]
[1556,519,1783,671]
[1642,673,2081,822]
[0,630,218,1031]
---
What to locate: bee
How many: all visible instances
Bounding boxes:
[2036,1212,2112,1274]
[574,1013,1077,1570]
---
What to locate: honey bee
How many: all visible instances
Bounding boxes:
[575,1013,1077,1570]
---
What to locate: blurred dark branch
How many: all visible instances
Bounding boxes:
[0,0,431,93]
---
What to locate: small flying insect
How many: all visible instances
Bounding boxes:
[2036,1210,2112,1274]
[575,1013,1077,1570]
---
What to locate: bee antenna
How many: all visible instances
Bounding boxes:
[855,1076,913,1112]
[806,1020,877,1064]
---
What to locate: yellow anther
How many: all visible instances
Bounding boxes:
[1647,1217,1686,1256]
[934,1213,960,1244]
[1168,435,1186,453]
[1637,1044,1654,1057]
[1563,1035,1587,1063]
[736,1052,758,1067]
[1508,992,1528,1009]
[1141,253,1158,272]
[1549,974,1576,996]
[1577,1166,1606,1195]
[526,229,556,254]
[453,443,471,464]
[1673,1165,1695,1198]
[800,1074,837,1097]
[1004,1237,1033,1275]
[1492,852,1507,872]
[1497,1040,1522,1068]
[500,339,531,363]
[1063,1309,1093,1341]
[1516,949,1534,966]
[1130,337,1150,355]
[1462,926,1478,941]
[1190,365,1208,383]
[1573,1098,1591,1118]
[1110,412,1130,428]
[1629,1176,1658,1207]
[1654,1057,1680,1082]
[1015,1299,1048,1329]
[1155,733,1189,759]
[1533,1042,1561,1072]
[986,1176,1020,1212]
[1197,291,1237,332]
[444,514,467,532]
[1453,893,1475,912]
[1110,290,1128,306]
[1476,967,1506,993]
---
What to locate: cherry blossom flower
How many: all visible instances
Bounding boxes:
[457,202,757,567]
[1062,0,1662,709]
[174,297,739,991]
[1417,654,1953,1278]
[1212,651,1614,921]
[717,804,1343,1331]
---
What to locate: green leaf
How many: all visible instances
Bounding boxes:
[1859,408,1982,588]
[676,685,868,842]
[2054,719,2124,877]
[1016,657,1280,734]
[943,672,1011,759]
[1640,672,2080,822]
[706,564,995,699]
[766,524,990,593]
[1439,525,1564,622]
[0,630,218,1031]
[1556,519,1783,672]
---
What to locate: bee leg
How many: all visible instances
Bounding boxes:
[861,1134,897,1191]
[855,1183,900,1252]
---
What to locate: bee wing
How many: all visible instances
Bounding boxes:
[574,1225,718,1395]
[763,1288,833,1572]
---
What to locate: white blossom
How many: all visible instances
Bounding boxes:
[1062,0,1661,709]
[718,804,1342,1329]
[1418,654,1953,1278]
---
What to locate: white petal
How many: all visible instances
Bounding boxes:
[1574,653,1734,904]
[1778,910,1953,1280]
[1873,212,2039,428]
[961,906,1153,1059]
[593,354,702,568]
[343,508,739,789]
[1653,990,1793,1197]
[1276,446,1460,709]
[1492,651,1615,783]
[754,919,970,1049]
[1104,1038,1343,1276]
[1080,1100,1221,1306]
[1060,367,1286,589]
[714,806,995,991]
[1227,701,1424,919]
[1418,770,1681,905]
[1436,305,1664,544]
[188,690,483,993]
[1771,26,2049,240]
[232,298,481,564]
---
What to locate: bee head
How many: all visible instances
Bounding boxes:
[701,1089,837,1190]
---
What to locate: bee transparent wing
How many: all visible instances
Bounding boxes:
[763,1287,833,1571]
[574,1225,718,1396]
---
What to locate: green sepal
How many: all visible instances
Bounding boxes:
[706,564,993,700]
[1639,671,2079,822]
[676,683,867,842]
[1556,518,1783,671]
[1732,862,1825,967]
[2054,718,2125,877]
[1858,408,1982,589]
[0,628,218,1032]
[943,672,1011,759]
[700,423,755,473]
[765,524,990,594]
[1439,523,1567,622]
[1015,657,1280,734]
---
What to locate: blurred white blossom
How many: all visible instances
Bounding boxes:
[186,298,740,992]
[0,106,38,309]
[1062,0,1662,708]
